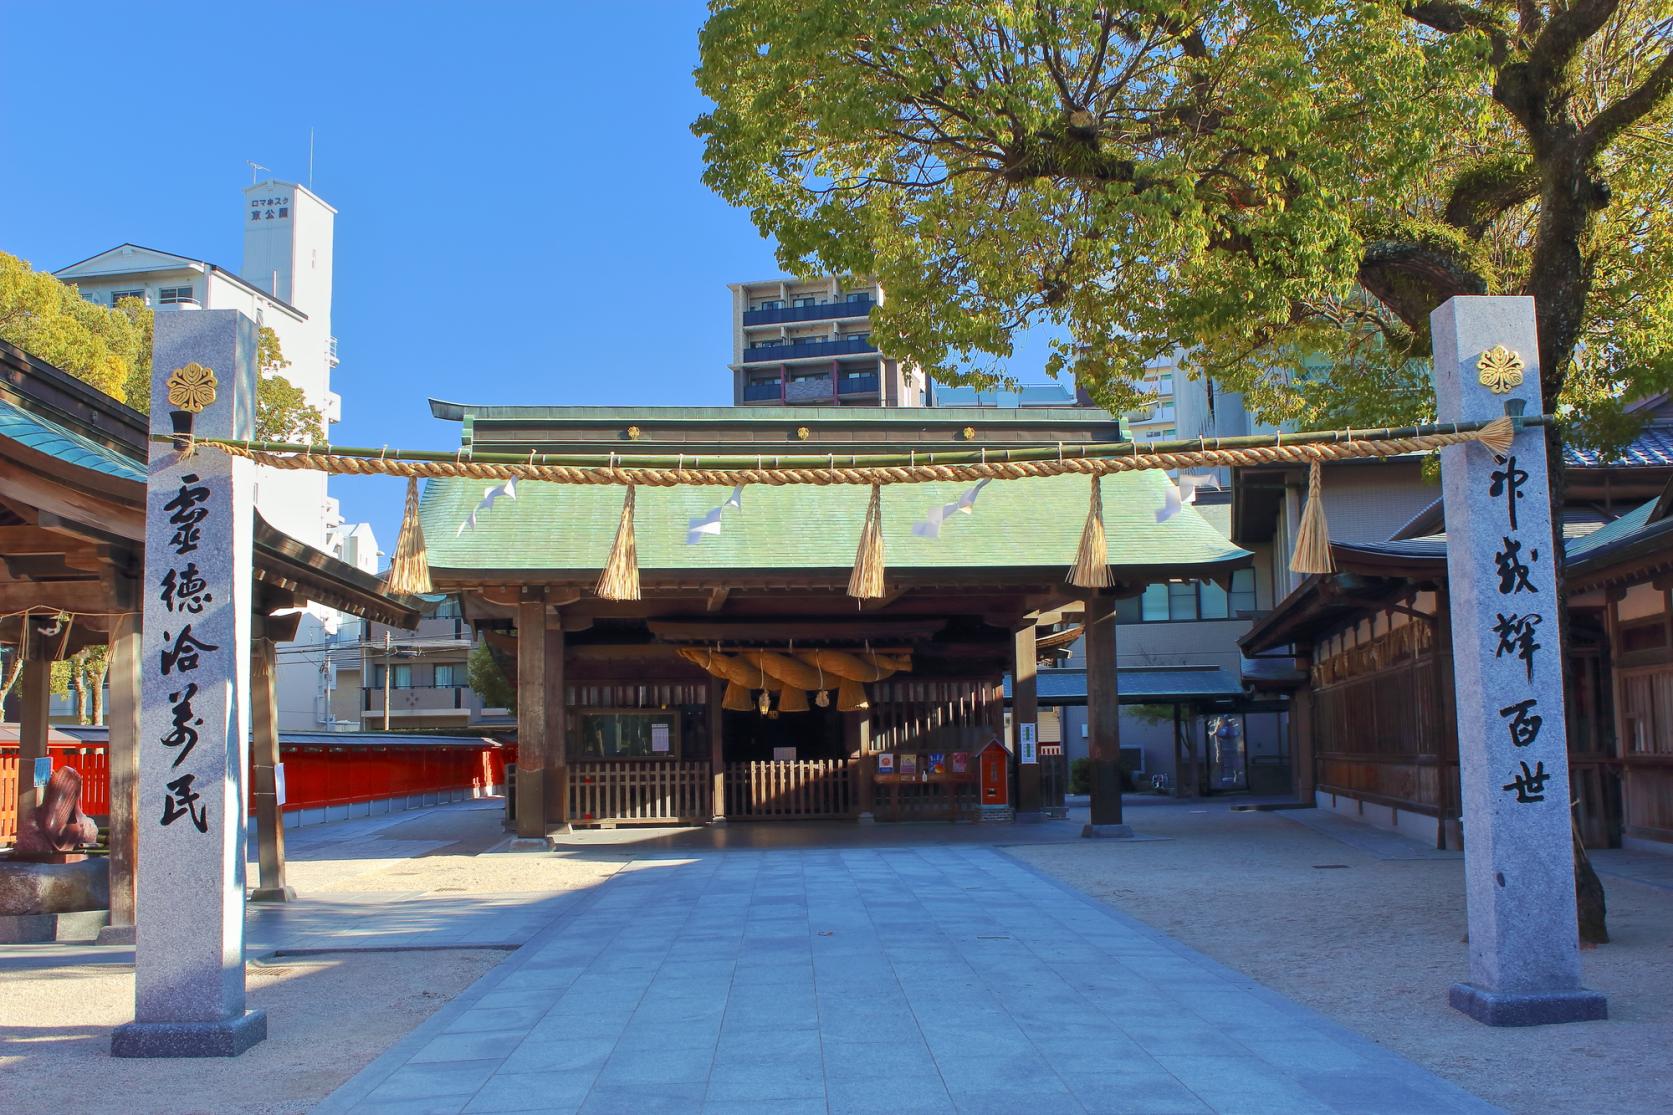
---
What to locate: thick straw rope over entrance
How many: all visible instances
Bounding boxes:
[183,418,1517,598]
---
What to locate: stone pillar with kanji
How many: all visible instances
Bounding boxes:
[1432,295,1606,1026]
[112,309,266,1057]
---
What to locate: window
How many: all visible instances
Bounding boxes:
[433,664,457,688]
[432,597,462,618]
[1199,580,1230,620]
[576,711,679,760]
[794,296,817,307]
[1158,374,1174,394]
[373,664,413,688]
[1124,575,1256,623]
[112,289,145,306]
[1168,582,1199,621]
[845,292,869,303]
[159,286,195,305]
[1229,568,1257,616]
[750,337,778,348]
[753,299,781,310]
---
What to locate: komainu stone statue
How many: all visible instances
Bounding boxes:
[14,766,100,861]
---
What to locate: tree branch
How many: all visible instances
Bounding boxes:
[1578,47,1673,159]
[1403,1,1511,66]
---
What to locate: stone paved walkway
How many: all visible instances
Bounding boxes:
[317,844,1499,1115]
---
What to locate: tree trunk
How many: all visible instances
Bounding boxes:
[70,668,86,724]
[0,651,22,711]
[91,661,108,725]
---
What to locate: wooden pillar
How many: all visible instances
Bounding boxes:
[103,608,141,941]
[1083,592,1127,832]
[543,619,568,831]
[249,630,293,902]
[15,625,52,834]
[709,676,726,822]
[514,593,547,839]
[847,710,875,819]
[1172,703,1186,799]
[1012,622,1041,817]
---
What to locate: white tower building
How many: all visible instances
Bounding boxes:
[56,178,376,731]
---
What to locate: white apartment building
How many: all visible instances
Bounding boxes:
[56,179,378,732]
[730,277,928,406]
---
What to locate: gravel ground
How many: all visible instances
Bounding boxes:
[0,949,501,1114]
[1007,800,1673,1115]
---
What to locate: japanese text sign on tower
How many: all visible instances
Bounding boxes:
[1432,296,1606,1027]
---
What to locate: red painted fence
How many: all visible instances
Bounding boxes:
[1,737,507,843]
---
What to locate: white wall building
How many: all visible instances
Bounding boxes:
[57,180,378,732]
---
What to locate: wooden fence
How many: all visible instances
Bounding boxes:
[725,759,853,819]
[567,760,710,825]
[0,745,110,842]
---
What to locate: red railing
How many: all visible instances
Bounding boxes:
[0,744,109,842]
[2,739,504,842]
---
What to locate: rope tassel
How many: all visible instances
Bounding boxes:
[595,484,641,601]
[383,477,433,594]
[848,483,886,600]
[1067,474,1113,588]
[1290,458,1336,575]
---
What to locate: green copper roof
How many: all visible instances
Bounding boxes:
[421,469,1248,574]
[0,397,144,482]
[433,400,1117,428]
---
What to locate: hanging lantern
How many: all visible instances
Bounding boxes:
[757,689,771,715]
[816,689,831,708]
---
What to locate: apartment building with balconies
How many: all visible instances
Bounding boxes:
[353,597,506,731]
[730,277,928,406]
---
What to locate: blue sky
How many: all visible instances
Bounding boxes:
[0,2,1052,555]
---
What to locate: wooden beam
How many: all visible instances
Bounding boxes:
[250,634,294,902]
[1012,622,1041,816]
[1084,593,1124,827]
[647,618,946,643]
[706,586,730,613]
[105,609,140,938]
[515,596,548,839]
[0,578,118,613]
[0,459,143,539]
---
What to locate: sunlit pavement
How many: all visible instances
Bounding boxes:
[316,834,1499,1115]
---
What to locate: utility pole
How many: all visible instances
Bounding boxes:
[382,630,392,731]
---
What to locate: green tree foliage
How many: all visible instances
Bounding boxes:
[467,641,517,713]
[695,0,1673,448]
[0,252,143,399]
[0,251,323,439]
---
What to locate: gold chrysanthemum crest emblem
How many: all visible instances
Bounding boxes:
[165,363,218,413]
[1476,346,1525,396]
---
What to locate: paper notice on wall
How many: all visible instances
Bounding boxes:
[1019,723,1038,765]
[651,724,671,753]
[274,762,287,807]
[773,747,797,763]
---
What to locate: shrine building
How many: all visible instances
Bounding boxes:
[418,401,1250,833]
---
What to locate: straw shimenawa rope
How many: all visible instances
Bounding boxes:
[196,417,1517,488]
[383,477,433,594]
[594,484,639,601]
[849,483,885,600]
[1290,456,1336,575]
[1068,474,1113,589]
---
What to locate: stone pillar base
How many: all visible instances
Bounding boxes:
[856,812,875,825]
[96,923,136,947]
[0,909,107,944]
[250,886,296,904]
[1082,823,1135,839]
[1448,983,1607,1027]
[1013,810,1046,825]
[504,837,554,853]
[709,817,728,827]
[112,1010,267,1057]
